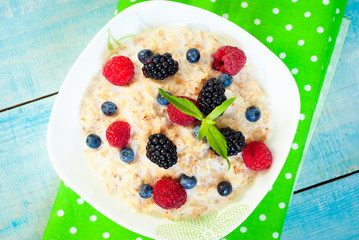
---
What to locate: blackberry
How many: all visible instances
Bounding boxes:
[219,127,246,156]
[197,78,227,116]
[142,53,179,80]
[146,133,178,169]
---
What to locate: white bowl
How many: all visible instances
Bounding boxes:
[47,1,300,239]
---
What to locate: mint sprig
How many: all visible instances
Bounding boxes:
[159,89,203,120]
[159,88,236,170]
[107,28,135,51]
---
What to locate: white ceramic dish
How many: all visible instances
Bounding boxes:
[47,1,300,239]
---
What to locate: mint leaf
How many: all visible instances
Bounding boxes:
[206,125,230,170]
[206,97,236,121]
[107,35,114,51]
[206,119,216,125]
[159,89,203,120]
[108,28,120,45]
[117,34,135,41]
[198,121,208,140]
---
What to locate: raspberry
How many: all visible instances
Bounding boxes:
[242,141,272,171]
[167,96,199,126]
[212,46,246,76]
[152,178,187,210]
[103,56,134,86]
[106,121,131,148]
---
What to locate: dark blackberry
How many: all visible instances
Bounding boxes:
[146,133,178,169]
[142,53,179,80]
[219,127,246,156]
[197,78,227,116]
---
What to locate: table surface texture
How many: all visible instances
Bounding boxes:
[0,0,358,239]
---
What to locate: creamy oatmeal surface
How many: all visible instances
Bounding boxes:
[80,26,271,219]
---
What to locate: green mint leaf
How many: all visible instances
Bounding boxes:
[206,119,216,125]
[159,89,203,120]
[206,97,236,121]
[107,35,114,51]
[117,34,135,41]
[206,125,230,170]
[198,121,208,140]
[108,28,120,45]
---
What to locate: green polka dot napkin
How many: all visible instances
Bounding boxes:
[43,0,348,239]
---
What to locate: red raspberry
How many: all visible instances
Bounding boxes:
[103,56,134,86]
[153,178,187,210]
[167,96,199,126]
[212,46,246,76]
[106,121,131,148]
[242,141,272,171]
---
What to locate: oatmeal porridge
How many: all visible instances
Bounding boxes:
[80,26,271,219]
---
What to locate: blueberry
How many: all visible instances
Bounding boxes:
[86,134,101,149]
[217,181,232,196]
[186,48,200,63]
[218,74,233,87]
[192,124,201,139]
[139,184,153,198]
[245,106,261,122]
[156,91,171,105]
[101,101,117,116]
[120,147,134,162]
[180,174,197,189]
[138,49,154,64]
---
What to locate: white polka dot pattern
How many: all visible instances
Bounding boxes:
[57,210,64,217]
[311,56,318,62]
[292,143,298,150]
[90,215,97,222]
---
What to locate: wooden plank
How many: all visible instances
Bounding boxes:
[0,0,116,110]
[0,185,59,240]
[0,96,58,199]
[282,173,359,240]
[294,0,359,190]
[0,96,60,239]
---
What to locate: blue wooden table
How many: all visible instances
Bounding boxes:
[1,0,358,239]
